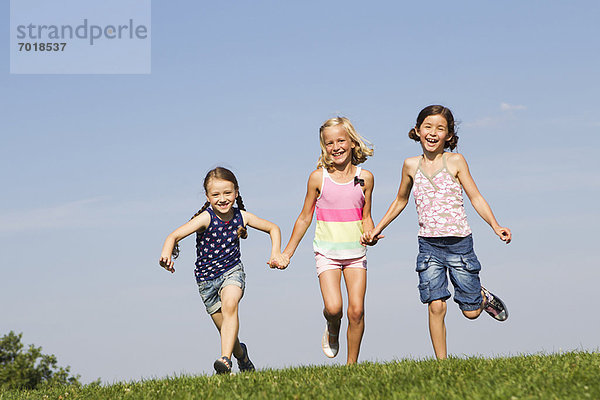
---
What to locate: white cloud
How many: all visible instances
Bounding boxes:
[500,102,527,112]
[462,116,501,129]
[464,103,527,128]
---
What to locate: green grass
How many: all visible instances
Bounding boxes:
[2,352,599,399]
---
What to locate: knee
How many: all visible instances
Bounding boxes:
[323,304,343,320]
[347,305,364,324]
[220,298,239,316]
[428,300,447,317]
[462,309,481,320]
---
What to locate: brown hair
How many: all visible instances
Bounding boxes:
[408,105,459,151]
[172,167,247,259]
[317,117,374,169]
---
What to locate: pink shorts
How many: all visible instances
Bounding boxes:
[315,252,367,276]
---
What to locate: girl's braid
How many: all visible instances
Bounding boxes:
[191,202,211,220]
[236,194,248,239]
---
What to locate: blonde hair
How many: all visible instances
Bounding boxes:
[317,117,374,169]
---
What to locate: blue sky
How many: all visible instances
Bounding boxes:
[2,1,599,383]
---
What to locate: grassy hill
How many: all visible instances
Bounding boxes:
[1,351,598,399]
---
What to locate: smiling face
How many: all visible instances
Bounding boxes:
[416,114,452,154]
[321,124,355,167]
[205,178,237,217]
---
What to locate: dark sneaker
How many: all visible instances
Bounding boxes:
[482,286,508,321]
[235,343,255,372]
[213,356,232,374]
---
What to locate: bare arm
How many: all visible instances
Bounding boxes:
[451,153,511,244]
[281,170,321,261]
[360,170,375,233]
[241,211,288,269]
[159,211,210,273]
[362,158,415,245]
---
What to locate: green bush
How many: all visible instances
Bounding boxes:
[0,331,80,390]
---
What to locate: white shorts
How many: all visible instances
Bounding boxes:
[315,252,367,277]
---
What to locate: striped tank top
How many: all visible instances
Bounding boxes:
[313,167,366,259]
[413,153,471,237]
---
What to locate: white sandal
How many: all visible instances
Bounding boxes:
[321,323,339,358]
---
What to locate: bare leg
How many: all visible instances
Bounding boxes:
[318,269,343,346]
[428,299,447,359]
[209,311,244,359]
[210,285,243,359]
[342,268,366,364]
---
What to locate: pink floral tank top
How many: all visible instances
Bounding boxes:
[413,153,471,237]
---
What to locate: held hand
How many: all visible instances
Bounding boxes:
[495,226,512,244]
[279,253,290,269]
[278,252,291,269]
[159,255,175,273]
[360,229,384,246]
[266,257,278,269]
[267,253,290,270]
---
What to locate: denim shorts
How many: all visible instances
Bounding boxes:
[416,235,482,311]
[197,263,246,315]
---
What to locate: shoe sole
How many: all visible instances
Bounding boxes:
[213,359,232,374]
[492,302,508,321]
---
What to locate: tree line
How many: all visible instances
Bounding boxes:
[0,331,80,390]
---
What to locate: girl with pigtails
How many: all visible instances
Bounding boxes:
[362,105,511,360]
[159,167,288,374]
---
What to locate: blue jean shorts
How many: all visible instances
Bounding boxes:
[197,263,246,315]
[416,235,482,311]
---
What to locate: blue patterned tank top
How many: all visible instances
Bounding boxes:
[194,207,243,282]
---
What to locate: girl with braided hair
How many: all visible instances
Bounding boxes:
[159,167,288,374]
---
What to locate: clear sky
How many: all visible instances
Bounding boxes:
[2,1,599,384]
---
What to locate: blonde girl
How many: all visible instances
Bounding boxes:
[279,117,374,364]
